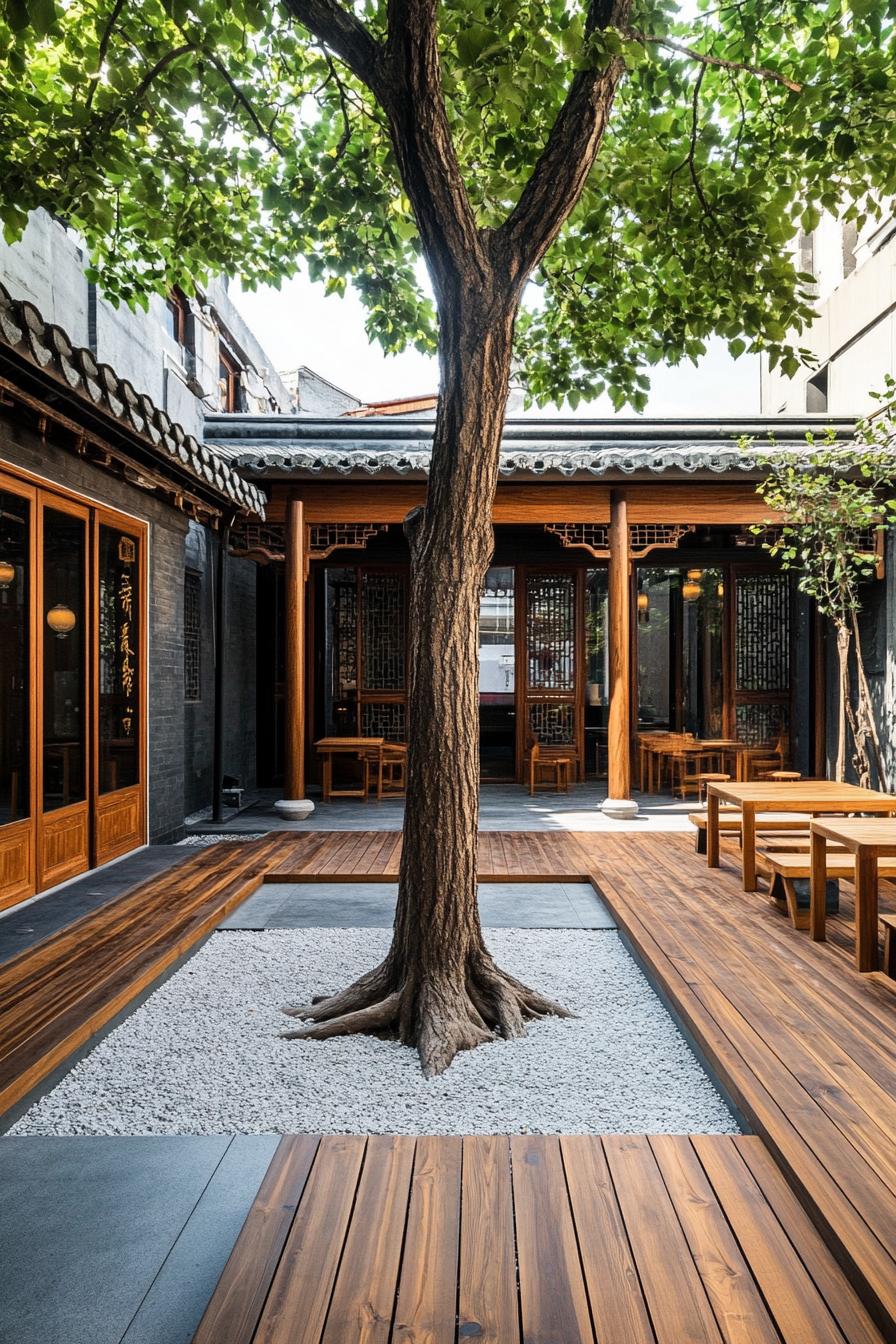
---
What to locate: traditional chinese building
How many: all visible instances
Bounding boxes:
[206,411,890,820]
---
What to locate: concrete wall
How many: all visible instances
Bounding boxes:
[760,216,896,416]
[0,210,293,438]
[0,430,258,843]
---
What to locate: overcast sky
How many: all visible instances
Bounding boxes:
[232,269,760,415]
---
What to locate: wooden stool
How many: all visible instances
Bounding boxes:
[883,914,896,979]
[697,772,730,804]
[764,770,802,782]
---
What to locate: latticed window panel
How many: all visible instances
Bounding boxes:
[361,573,406,691]
[528,701,575,745]
[331,574,359,696]
[735,702,789,747]
[362,701,406,742]
[735,573,790,693]
[183,571,201,702]
[309,523,387,561]
[526,572,576,690]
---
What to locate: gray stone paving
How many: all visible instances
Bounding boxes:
[218,879,616,929]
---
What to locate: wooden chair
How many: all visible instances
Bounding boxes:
[744,732,789,781]
[696,771,731,803]
[528,742,571,796]
[378,743,407,799]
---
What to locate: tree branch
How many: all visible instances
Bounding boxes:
[631,32,803,92]
[495,0,633,283]
[381,0,488,297]
[85,0,127,113]
[280,0,385,96]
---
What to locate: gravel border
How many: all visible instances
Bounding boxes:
[11,929,739,1137]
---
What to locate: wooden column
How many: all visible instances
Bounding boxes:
[276,497,314,816]
[602,490,637,816]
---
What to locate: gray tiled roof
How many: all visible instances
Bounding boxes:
[206,413,857,480]
[0,281,265,518]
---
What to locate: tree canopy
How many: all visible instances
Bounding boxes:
[1,0,894,407]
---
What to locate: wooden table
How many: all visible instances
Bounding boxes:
[646,737,747,792]
[315,737,383,801]
[706,780,896,893]
[810,818,896,972]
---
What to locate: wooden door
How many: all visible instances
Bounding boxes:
[93,512,147,866]
[0,472,37,909]
[517,568,584,781]
[37,496,91,889]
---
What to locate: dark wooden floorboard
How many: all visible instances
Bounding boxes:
[4,828,896,1339]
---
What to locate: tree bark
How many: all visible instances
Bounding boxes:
[851,609,887,789]
[834,620,850,783]
[283,288,571,1075]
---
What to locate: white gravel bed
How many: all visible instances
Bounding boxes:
[177,833,267,845]
[11,929,739,1136]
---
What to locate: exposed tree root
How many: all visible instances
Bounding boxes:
[281,948,572,1077]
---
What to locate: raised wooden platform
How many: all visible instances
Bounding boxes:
[3,827,896,1337]
[195,1132,884,1344]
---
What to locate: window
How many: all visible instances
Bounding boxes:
[164,288,194,352]
[842,219,858,279]
[806,366,829,412]
[0,488,30,826]
[218,347,242,412]
[797,230,815,279]
[184,571,202,702]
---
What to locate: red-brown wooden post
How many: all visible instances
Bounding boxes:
[275,496,314,818]
[601,489,638,818]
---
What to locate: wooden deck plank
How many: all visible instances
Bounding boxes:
[559,1135,656,1344]
[193,1135,320,1344]
[692,1135,851,1344]
[511,1134,596,1344]
[603,1135,724,1344]
[390,1134,462,1344]
[458,1136,520,1344]
[321,1135,416,1344]
[254,1134,367,1344]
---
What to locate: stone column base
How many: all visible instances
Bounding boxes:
[274,798,315,820]
[600,797,639,820]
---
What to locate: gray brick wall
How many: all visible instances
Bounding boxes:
[0,427,258,843]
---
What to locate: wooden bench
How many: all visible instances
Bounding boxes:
[883,913,896,978]
[688,812,813,855]
[757,850,896,930]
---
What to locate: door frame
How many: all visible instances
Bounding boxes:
[0,469,37,909]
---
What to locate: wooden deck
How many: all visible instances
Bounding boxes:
[194,1133,885,1344]
[3,826,896,1337]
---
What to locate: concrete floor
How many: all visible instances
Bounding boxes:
[188,783,697,835]
[0,1135,278,1344]
[218,879,617,930]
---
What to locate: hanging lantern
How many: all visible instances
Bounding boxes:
[47,604,77,638]
[636,591,649,613]
[682,580,702,601]
[0,560,14,590]
[686,568,704,581]
[717,580,725,598]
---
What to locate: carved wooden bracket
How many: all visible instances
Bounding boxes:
[735,524,885,580]
[544,522,696,559]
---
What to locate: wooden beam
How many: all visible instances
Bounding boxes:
[266,480,777,526]
[605,490,634,812]
[284,498,306,802]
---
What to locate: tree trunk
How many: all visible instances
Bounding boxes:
[282,286,571,1075]
[834,621,849,782]
[851,609,887,789]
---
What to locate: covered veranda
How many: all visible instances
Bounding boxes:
[208,414,857,814]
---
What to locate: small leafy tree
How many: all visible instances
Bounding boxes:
[3,0,896,1072]
[755,395,896,787]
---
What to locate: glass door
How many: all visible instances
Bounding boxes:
[94,514,145,865]
[0,476,35,908]
[38,499,90,889]
[479,567,516,778]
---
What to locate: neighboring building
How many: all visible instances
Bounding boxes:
[760,211,896,416]
[279,366,362,416]
[346,394,438,418]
